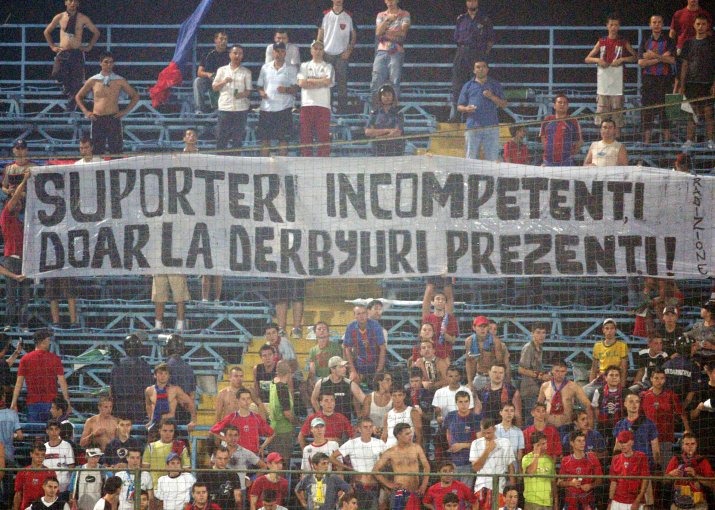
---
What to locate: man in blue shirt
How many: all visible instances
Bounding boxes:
[450,0,494,122]
[457,60,507,161]
[444,390,479,486]
[613,393,661,471]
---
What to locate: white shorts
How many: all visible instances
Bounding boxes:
[611,501,644,510]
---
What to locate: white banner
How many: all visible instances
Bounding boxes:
[21,154,715,279]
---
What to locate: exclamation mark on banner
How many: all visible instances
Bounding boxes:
[665,237,676,277]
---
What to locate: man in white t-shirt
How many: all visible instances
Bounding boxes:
[301,417,340,473]
[264,29,300,70]
[155,453,195,510]
[469,418,516,497]
[297,40,334,157]
[257,42,298,157]
[317,0,357,112]
[331,417,386,510]
[432,366,476,427]
[212,45,252,151]
[44,420,75,494]
[117,448,153,510]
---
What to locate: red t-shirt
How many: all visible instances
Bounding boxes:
[503,140,530,164]
[640,388,682,442]
[411,312,459,360]
[665,455,714,497]
[249,476,289,508]
[184,503,222,510]
[17,350,64,404]
[559,452,603,500]
[299,411,353,441]
[15,468,57,509]
[0,205,23,257]
[672,7,713,48]
[523,424,563,457]
[610,451,650,504]
[209,411,273,454]
[423,480,475,510]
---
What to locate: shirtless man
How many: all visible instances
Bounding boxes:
[75,51,139,155]
[44,0,100,110]
[538,359,593,428]
[79,394,118,450]
[215,366,264,421]
[373,423,430,510]
[144,363,196,432]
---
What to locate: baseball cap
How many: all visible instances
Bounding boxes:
[662,306,678,316]
[166,452,180,463]
[602,318,617,327]
[310,39,324,48]
[311,417,326,427]
[328,356,348,369]
[616,430,634,444]
[473,316,489,327]
[86,448,103,457]
[266,452,283,463]
[13,139,27,150]
[703,300,715,313]
[272,42,286,50]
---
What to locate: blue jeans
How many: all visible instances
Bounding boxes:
[371,50,405,99]
[465,127,500,161]
[27,402,52,423]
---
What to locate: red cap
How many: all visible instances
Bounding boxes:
[266,452,283,463]
[473,316,489,327]
[616,430,634,443]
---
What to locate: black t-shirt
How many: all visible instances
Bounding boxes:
[664,356,696,401]
[655,323,684,355]
[682,36,715,84]
[199,49,230,75]
[319,377,354,419]
[692,384,715,456]
[101,437,144,466]
[0,358,13,387]
[198,469,242,510]
[635,349,668,380]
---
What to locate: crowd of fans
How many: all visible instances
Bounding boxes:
[0,279,713,510]
[19,0,712,161]
[2,0,715,510]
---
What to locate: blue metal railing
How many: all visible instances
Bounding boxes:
[0,23,655,99]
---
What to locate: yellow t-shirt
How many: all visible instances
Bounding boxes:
[593,340,628,374]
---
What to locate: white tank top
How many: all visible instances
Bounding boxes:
[369,393,393,430]
[590,140,622,167]
[385,405,414,448]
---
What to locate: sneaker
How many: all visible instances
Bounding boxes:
[708,140,715,150]
[682,140,694,149]
[291,327,302,339]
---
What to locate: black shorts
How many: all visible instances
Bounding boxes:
[91,114,123,154]
[44,277,78,300]
[267,278,306,302]
[257,109,293,142]
[684,82,713,107]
